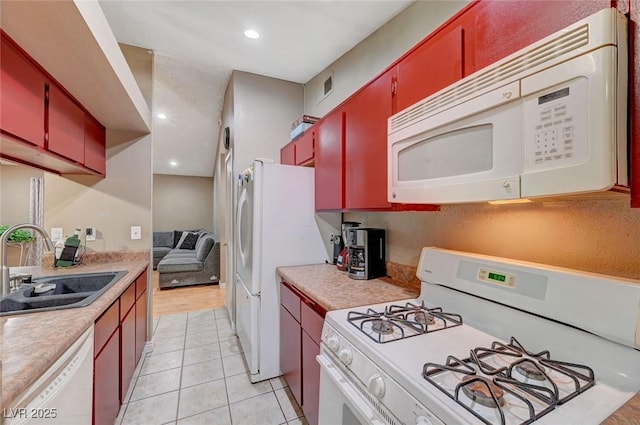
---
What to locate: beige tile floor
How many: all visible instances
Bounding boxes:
[114,308,309,425]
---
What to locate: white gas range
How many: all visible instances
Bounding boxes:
[318,248,640,425]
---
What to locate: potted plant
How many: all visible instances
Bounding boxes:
[0,225,37,243]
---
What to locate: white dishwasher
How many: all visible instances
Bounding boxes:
[4,326,94,425]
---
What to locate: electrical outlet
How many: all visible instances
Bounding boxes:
[86,227,96,241]
[130,226,142,240]
[51,227,63,241]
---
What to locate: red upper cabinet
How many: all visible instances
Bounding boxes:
[0,33,46,147]
[315,110,345,210]
[281,141,295,165]
[84,114,106,175]
[466,1,611,74]
[395,25,464,113]
[0,31,106,176]
[295,130,315,165]
[344,70,394,210]
[47,83,85,164]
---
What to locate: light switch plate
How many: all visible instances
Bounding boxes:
[51,227,63,241]
[130,226,142,240]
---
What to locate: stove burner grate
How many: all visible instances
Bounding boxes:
[347,302,462,344]
[422,337,595,425]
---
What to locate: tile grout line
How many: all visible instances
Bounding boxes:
[216,311,235,424]
[174,318,186,424]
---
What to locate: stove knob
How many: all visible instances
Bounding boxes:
[367,373,386,398]
[338,347,353,365]
[327,334,340,352]
[415,416,433,425]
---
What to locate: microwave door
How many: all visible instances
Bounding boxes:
[389,84,523,204]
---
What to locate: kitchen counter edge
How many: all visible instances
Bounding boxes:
[1,259,150,409]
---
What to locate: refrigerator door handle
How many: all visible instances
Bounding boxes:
[237,187,248,267]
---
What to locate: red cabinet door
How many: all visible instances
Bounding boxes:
[135,289,148,363]
[468,1,610,74]
[315,110,344,210]
[94,328,120,425]
[300,300,323,425]
[0,33,46,147]
[344,70,394,210]
[395,25,464,112]
[295,130,315,165]
[280,304,302,405]
[301,330,320,425]
[84,113,106,175]
[281,142,295,165]
[48,83,85,163]
[120,305,136,403]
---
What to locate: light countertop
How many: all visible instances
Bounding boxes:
[2,256,150,410]
[276,263,419,312]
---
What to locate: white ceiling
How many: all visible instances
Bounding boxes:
[98,0,414,177]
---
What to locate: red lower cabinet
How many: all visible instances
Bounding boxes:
[94,330,120,425]
[280,304,302,403]
[135,291,147,363]
[94,301,120,425]
[120,305,136,403]
[280,281,325,425]
[301,331,320,425]
[93,269,148,425]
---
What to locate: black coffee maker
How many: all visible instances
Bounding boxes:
[346,228,386,280]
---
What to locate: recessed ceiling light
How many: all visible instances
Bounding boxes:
[157,113,167,120]
[169,160,178,167]
[244,29,260,39]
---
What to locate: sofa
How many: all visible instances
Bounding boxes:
[153,230,220,289]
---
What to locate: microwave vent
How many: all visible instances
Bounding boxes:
[390,23,590,132]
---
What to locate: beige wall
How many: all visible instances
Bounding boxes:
[304,1,470,117]
[0,164,44,225]
[44,132,153,252]
[232,71,304,173]
[153,174,213,232]
[0,164,45,266]
[347,197,640,280]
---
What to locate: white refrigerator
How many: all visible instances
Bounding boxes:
[235,159,328,383]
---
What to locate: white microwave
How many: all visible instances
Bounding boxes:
[387,8,628,204]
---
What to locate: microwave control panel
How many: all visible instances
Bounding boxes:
[522,77,588,172]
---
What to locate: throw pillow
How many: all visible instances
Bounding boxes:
[179,232,199,250]
[173,230,183,248]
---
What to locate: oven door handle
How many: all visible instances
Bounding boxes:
[317,354,388,425]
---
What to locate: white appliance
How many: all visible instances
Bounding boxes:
[318,247,640,425]
[387,8,628,204]
[235,159,328,383]
[6,326,94,424]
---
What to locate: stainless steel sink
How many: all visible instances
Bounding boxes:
[0,271,127,316]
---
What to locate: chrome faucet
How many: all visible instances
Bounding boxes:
[1,224,54,298]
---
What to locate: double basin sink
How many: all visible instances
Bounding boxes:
[0,271,127,316]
